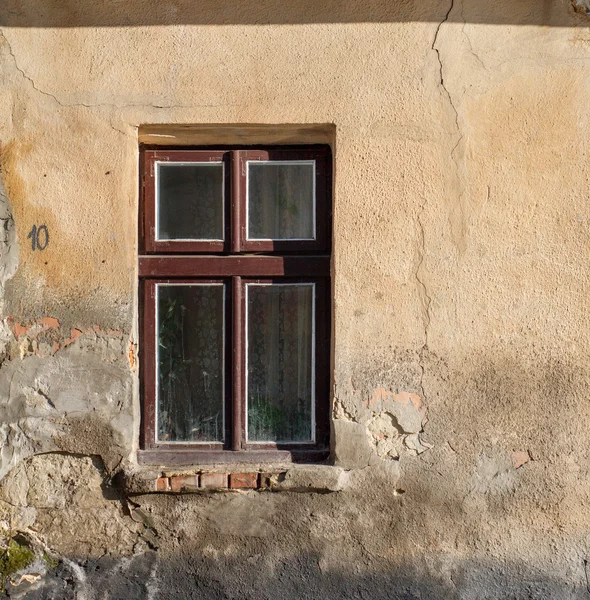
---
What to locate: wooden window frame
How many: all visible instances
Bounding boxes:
[142,150,230,254]
[138,145,332,465]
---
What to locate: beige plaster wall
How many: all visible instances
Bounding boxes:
[0,0,589,596]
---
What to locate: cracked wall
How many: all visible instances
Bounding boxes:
[0,0,590,597]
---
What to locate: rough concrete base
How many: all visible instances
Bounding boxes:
[0,453,586,599]
[16,552,590,600]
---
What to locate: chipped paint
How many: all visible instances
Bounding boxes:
[511,450,531,469]
[363,388,432,459]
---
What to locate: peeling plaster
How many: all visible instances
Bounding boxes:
[0,326,133,479]
[364,388,432,458]
[0,179,18,301]
[0,1,588,596]
[573,0,590,15]
[431,0,462,164]
[0,29,237,111]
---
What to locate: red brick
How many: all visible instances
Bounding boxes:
[229,472,258,489]
[63,328,83,348]
[39,317,60,330]
[511,451,530,470]
[170,474,199,492]
[200,473,228,489]
[156,477,170,491]
[12,322,30,338]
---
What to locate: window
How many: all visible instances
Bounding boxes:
[139,146,331,464]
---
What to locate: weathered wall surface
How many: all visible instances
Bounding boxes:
[0,0,590,597]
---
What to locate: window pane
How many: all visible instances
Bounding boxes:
[156,284,224,442]
[247,162,315,240]
[247,284,314,442]
[156,163,224,241]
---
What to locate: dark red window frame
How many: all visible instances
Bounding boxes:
[138,145,332,465]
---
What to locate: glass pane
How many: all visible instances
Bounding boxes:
[247,284,314,442]
[157,163,224,241]
[157,284,224,442]
[247,162,315,240]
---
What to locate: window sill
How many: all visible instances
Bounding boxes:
[122,462,346,495]
[137,448,329,466]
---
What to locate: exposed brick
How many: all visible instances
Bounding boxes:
[63,328,83,347]
[200,473,228,489]
[170,474,199,492]
[512,450,530,470]
[39,316,60,330]
[12,322,30,338]
[128,341,136,370]
[156,476,170,491]
[229,472,258,489]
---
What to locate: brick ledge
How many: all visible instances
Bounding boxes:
[121,464,347,494]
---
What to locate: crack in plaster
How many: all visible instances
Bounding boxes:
[413,2,458,406]
[431,0,461,160]
[0,30,66,107]
[417,0,468,403]
[431,0,470,256]
[415,217,431,405]
[0,29,231,111]
[417,0,467,407]
[109,120,138,140]
[459,0,487,70]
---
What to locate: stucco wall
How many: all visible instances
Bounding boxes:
[0,0,590,597]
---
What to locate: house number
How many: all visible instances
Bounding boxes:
[27,224,49,251]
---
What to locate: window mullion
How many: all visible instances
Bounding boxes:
[231,150,242,253]
[232,275,244,450]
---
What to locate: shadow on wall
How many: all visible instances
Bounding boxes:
[18,551,590,600]
[0,0,587,27]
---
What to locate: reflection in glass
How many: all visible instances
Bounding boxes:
[247,162,315,240]
[157,284,224,442]
[157,163,224,241]
[247,284,314,442]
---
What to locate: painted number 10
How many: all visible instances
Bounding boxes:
[27,224,49,251]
